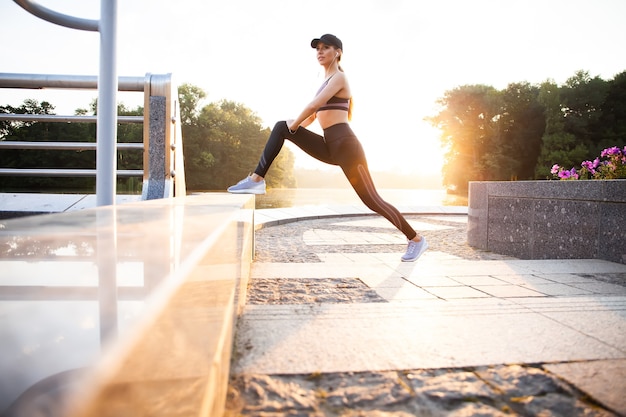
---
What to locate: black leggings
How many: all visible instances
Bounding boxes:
[254,121,417,240]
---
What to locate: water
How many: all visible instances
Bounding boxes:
[253,188,467,209]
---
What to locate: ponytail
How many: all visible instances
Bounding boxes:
[337,48,343,72]
[335,49,352,120]
[348,97,353,121]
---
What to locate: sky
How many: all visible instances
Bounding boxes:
[2,0,626,179]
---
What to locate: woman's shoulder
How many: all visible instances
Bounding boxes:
[336,71,350,90]
[321,70,350,97]
[330,70,349,86]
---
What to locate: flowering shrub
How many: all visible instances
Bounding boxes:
[551,146,626,180]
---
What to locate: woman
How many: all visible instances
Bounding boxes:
[228,34,428,262]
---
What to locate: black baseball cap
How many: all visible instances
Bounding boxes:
[311,34,343,51]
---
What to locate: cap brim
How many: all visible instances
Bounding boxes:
[311,35,342,50]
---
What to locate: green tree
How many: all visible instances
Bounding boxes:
[0,99,94,191]
[560,70,608,154]
[498,82,545,180]
[178,83,206,126]
[596,70,626,150]
[0,99,144,193]
[115,103,144,193]
[180,86,295,191]
[428,84,501,192]
[430,70,624,185]
[1,99,55,140]
[533,74,606,178]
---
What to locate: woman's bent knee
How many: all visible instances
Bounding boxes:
[274,121,289,132]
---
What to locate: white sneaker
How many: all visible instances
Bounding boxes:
[227,176,266,195]
[401,237,428,262]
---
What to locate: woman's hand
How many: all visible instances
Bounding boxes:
[286,120,299,134]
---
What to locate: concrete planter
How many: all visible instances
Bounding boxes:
[468,180,626,264]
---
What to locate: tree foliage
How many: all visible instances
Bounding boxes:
[0,100,142,192]
[596,71,626,149]
[429,69,625,191]
[179,85,295,191]
[430,85,501,189]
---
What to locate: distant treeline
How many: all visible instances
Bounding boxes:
[0,100,143,193]
[0,84,295,193]
[2,70,625,194]
[428,70,626,192]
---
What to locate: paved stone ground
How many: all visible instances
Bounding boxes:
[226,366,615,417]
[252,215,514,264]
[225,215,623,417]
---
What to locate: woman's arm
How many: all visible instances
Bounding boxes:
[287,113,316,132]
[300,113,316,128]
[287,72,346,132]
[288,102,319,132]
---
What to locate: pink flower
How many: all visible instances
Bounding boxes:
[601,146,621,157]
[550,145,625,181]
[581,160,597,174]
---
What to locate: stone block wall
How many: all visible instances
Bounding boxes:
[468,180,626,264]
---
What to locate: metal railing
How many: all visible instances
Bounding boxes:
[4,0,186,204]
[11,0,118,206]
[0,72,186,199]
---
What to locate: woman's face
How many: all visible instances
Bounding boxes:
[316,43,339,65]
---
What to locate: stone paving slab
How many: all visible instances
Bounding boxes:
[233,299,625,374]
[544,359,626,416]
[254,205,468,229]
[227,365,619,417]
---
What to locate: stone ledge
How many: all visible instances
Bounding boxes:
[0,193,254,417]
[0,192,143,219]
[468,180,626,264]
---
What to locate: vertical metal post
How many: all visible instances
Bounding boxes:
[96,0,118,206]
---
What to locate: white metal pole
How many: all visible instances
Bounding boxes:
[96,0,118,206]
